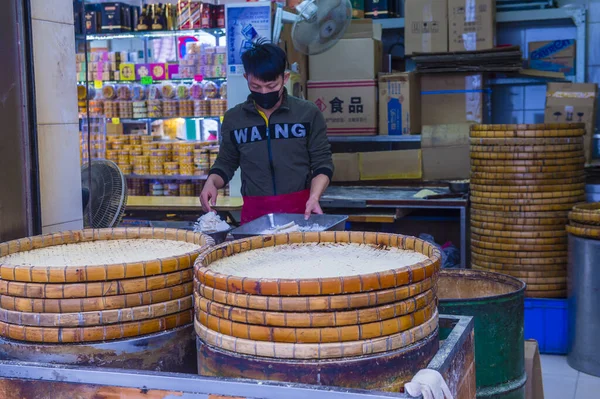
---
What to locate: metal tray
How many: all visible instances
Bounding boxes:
[231,213,348,240]
[149,220,231,244]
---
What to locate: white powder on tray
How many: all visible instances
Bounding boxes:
[208,243,429,279]
[0,239,201,267]
[259,223,325,235]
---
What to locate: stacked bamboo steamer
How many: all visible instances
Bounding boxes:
[470,123,586,298]
[567,203,600,239]
[193,232,441,389]
[0,228,213,343]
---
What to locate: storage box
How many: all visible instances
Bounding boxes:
[378,72,421,135]
[135,64,151,80]
[359,150,422,180]
[365,0,390,18]
[149,63,168,80]
[544,82,598,163]
[421,73,485,125]
[524,298,568,355]
[405,0,448,55]
[529,40,575,76]
[422,124,470,180]
[119,63,135,81]
[309,38,382,81]
[308,80,378,136]
[100,2,132,33]
[84,5,101,34]
[448,0,495,52]
[332,153,360,181]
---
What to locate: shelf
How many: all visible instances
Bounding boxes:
[487,76,571,85]
[125,174,208,180]
[327,135,420,142]
[80,116,223,123]
[76,28,225,41]
[77,77,225,85]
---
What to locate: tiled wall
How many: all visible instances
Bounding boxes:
[31,0,83,234]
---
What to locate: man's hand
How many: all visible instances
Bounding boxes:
[200,180,218,212]
[304,196,323,220]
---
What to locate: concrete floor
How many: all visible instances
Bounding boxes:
[542,355,600,399]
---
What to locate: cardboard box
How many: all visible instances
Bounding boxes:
[379,72,421,135]
[529,40,575,76]
[422,124,470,180]
[332,153,360,182]
[405,0,448,55]
[308,80,378,136]
[525,340,544,399]
[84,5,101,34]
[448,0,495,52]
[149,63,168,80]
[545,82,598,163]
[421,73,485,125]
[309,38,382,81]
[119,63,135,81]
[342,19,382,40]
[135,63,150,80]
[359,150,422,180]
[100,2,132,33]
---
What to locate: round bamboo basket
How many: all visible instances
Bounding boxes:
[194,276,437,312]
[569,202,600,214]
[195,288,436,328]
[195,232,441,296]
[470,164,585,173]
[470,195,585,206]
[470,123,585,132]
[470,137,584,145]
[0,282,193,313]
[0,309,193,343]
[0,228,213,283]
[471,233,567,245]
[470,150,584,160]
[566,224,600,239]
[196,301,436,344]
[469,128,585,138]
[0,296,193,328]
[471,157,585,167]
[471,227,567,239]
[470,144,583,153]
[194,310,439,360]
[0,269,193,299]
[523,283,566,291]
[568,203,600,226]
[470,177,585,187]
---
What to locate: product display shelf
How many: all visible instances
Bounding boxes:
[75,28,226,42]
[116,116,223,124]
[77,77,225,85]
[375,6,587,83]
[126,174,208,181]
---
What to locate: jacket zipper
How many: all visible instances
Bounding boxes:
[266,115,277,196]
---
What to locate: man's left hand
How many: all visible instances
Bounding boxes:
[304,197,323,220]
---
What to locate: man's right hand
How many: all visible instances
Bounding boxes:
[200,180,218,212]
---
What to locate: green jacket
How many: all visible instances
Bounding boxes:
[209,90,334,197]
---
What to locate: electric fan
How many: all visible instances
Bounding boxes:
[81,160,128,228]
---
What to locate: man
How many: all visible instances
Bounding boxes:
[200,42,333,224]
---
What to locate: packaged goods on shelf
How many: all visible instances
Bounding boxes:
[99,2,135,33]
[179,43,227,79]
[378,72,421,135]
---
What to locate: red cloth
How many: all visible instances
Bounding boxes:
[241,189,310,224]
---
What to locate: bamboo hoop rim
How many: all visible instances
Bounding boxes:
[471,239,566,252]
[566,224,600,239]
[195,289,436,328]
[471,170,585,180]
[470,220,568,232]
[471,208,570,219]
[0,282,193,313]
[0,309,192,343]
[0,228,213,283]
[525,290,566,298]
[0,296,192,328]
[196,301,437,344]
[471,227,567,239]
[569,211,600,225]
[470,144,583,153]
[194,310,439,360]
[0,269,193,299]
[471,203,576,212]
[524,283,566,291]
[571,203,600,213]
[470,215,569,226]
[470,195,585,206]
[469,137,584,145]
[470,150,584,160]
[194,276,437,312]
[470,190,585,199]
[195,232,441,296]
[471,260,566,272]
[471,245,567,258]
[470,164,584,173]
[471,264,566,278]
[469,128,585,138]
[471,252,567,265]
[471,157,585,166]
[471,123,585,131]
[471,233,567,245]
[470,177,585,187]
[470,183,585,193]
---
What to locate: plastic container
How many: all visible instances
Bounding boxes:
[524,298,568,354]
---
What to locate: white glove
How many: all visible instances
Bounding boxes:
[404,369,454,399]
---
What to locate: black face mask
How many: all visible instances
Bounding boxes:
[251,88,282,110]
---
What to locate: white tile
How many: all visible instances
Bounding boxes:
[587,24,600,66]
[575,374,600,399]
[31,0,74,25]
[543,375,578,399]
[31,19,78,125]
[524,85,547,110]
[37,124,83,227]
[542,355,579,378]
[42,219,84,235]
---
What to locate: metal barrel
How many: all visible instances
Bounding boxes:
[0,325,197,373]
[438,269,526,399]
[567,235,600,376]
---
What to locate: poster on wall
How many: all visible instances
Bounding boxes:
[226,2,272,76]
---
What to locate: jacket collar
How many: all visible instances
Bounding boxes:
[242,88,291,114]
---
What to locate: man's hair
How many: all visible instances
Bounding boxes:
[242,40,287,82]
